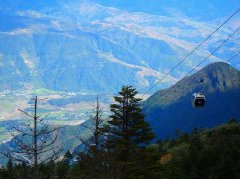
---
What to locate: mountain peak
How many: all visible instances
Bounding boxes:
[144,62,240,139]
[188,61,240,91]
[146,62,240,107]
[196,61,237,75]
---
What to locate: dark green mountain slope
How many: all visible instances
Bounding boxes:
[144,62,240,139]
[158,121,240,178]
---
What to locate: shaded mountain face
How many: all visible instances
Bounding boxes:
[0,0,239,93]
[144,62,240,139]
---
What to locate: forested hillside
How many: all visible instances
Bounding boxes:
[1,117,239,178]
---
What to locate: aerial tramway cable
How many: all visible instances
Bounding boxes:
[141,8,240,98]
[144,49,240,109]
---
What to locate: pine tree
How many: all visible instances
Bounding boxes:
[104,86,155,178]
[76,96,106,179]
[1,96,61,179]
[7,159,13,179]
[63,150,73,165]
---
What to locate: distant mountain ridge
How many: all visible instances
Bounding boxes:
[90,0,240,22]
[0,0,239,93]
[144,62,240,139]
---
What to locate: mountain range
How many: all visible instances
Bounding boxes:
[0,0,240,93]
[144,62,240,139]
[0,0,240,164]
[0,61,239,165]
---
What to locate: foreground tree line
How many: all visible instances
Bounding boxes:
[0,86,240,179]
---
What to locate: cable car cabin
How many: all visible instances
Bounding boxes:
[192,92,206,108]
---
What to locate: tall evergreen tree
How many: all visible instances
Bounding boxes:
[104,86,155,178]
[75,96,106,179]
[7,159,13,179]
